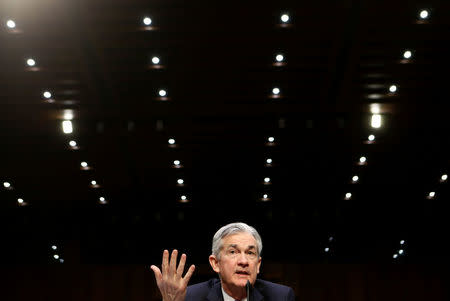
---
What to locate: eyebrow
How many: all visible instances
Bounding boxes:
[227,244,257,250]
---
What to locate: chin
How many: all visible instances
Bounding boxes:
[234,276,251,286]
[235,280,247,287]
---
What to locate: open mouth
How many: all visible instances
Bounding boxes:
[235,271,250,276]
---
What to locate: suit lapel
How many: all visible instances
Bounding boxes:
[206,280,224,301]
[204,280,264,301]
[250,285,264,301]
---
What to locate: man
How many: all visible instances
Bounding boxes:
[150,222,295,301]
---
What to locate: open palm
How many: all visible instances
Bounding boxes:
[151,249,196,301]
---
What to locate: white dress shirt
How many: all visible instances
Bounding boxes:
[222,286,247,301]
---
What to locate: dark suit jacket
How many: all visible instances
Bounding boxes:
[186,278,295,301]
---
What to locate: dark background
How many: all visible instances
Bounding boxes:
[0,0,449,299]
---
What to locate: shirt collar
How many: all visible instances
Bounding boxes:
[221,286,247,301]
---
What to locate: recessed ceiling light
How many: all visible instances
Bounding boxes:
[389,85,397,93]
[180,195,187,201]
[441,174,448,181]
[173,160,180,166]
[63,109,74,120]
[403,50,412,59]
[158,89,167,97]
[398,249,404,255]
[69,140,77,147]
[275,54,284,62]
[272,87,280,95]
[324,247,329,252]
[371,114,381,128]
[266,158,273,164]
[81,162,88,168]
[264,177,271,183]
[152,56,160,64]
[280,14,290,23]
[51,245,57,250]
[368,134,375,141]
[268,137,275,143]
[393,254,398,259]
[177,179,184,185]
[359,156,367,163]
[26,58,36,67]
[419,10,429,19]
[428,191,435,198]
[17,198,24,204]
[345,192,352,199]
[3,182,11,188]
[168,138,175,145]
[43,91,52,99]
[53,254,60,260]
[6,20,16,29]
[263,194,268,199]
[352,175,359,182]
[62,120,73,134]
[400,240,405,245]
[99,197,106,203]
[91,180,97,186]
[370,104,380,114]
[143,17,152,26]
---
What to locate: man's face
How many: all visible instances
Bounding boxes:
[209,232,262,290]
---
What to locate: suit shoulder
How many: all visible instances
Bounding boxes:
[186,278,220,300]
[255,279,295,299]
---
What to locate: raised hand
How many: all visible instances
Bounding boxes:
[150,249,196,301]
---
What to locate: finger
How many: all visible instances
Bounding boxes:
[176,253,187,277]
[162,249,169,277]
[169,249,178,275]
[183,264,196,284]
[150,265,163,287]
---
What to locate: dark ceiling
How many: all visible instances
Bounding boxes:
[0,0,449,265]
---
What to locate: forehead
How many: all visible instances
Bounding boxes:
[222,232,256,247]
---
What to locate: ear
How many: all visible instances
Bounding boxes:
[257,257,262,274]
[209,255,220,273]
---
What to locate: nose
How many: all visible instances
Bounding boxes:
[237,253,249,266]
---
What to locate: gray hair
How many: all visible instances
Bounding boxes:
[211,222,262,259]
